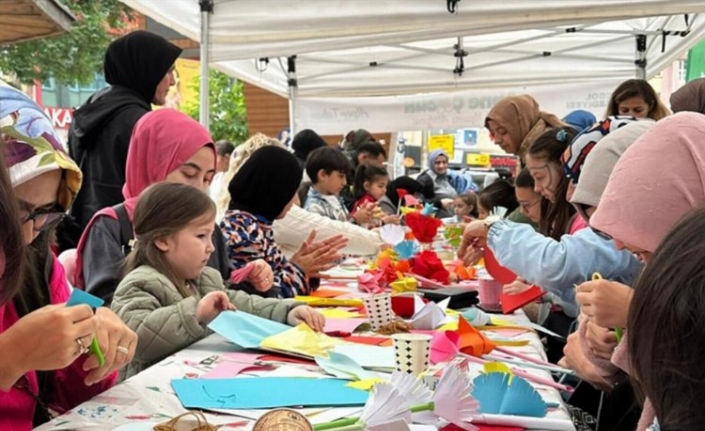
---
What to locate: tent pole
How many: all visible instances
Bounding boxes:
[635,34,647,79]
[287,56,298,138]
[199,0,214,131]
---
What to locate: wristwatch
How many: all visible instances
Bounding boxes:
[483,215,502,232]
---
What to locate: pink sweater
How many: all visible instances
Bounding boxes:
[0,258,117,431]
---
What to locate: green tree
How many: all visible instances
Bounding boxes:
[183,68,249,144]
[0,0,130,85]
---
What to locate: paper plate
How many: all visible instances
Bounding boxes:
[112,423,158,431]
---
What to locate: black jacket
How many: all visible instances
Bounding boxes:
[68,86,151,228]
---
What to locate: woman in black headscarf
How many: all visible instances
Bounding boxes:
[65,31,182,247]
[220,146,343,298]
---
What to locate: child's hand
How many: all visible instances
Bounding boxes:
[287,306,325,331]
[441,198,455,209]
[246,260,274,292]
[353,202,376,224]
[382,214,401,225]
[196,292,236,324]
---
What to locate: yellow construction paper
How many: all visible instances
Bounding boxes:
[294,296,364,307]
[319,308,365,319]
[346,378,387,391]
[490,317,516,327]
[390,277,417,293]
[260,324,342,358]
[400,206,420,215]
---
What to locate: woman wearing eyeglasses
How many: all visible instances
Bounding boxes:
[0,85,136,430]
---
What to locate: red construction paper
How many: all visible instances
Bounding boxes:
[501,285,546,314]
[483,247,517,284]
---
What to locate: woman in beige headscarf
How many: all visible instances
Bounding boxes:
[485,95,565,162]
[215,134,385,258]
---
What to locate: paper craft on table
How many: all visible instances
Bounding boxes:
[207,310,290,349]
[333,344,396,370]
[171,377,369,409]
[229,265,254,283]
[319,308,365,319]
[380,224,406,245]
[310,288,351,298]
[315,351,380,381]
[411,296,451,330]
[473,373,547,418]
[500,285,545,315]
[358,272,386,294]
[260,323,342,358]
[394,240,419,260]
[323,318,368,334]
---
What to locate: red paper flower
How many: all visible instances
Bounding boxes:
[397,188,409,199]
[405,212,442,243]
[411,250,450,285]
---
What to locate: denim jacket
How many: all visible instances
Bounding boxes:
[304,187,351,222]
[487,219,643,307]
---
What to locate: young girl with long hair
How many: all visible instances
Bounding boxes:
[112,182,324,379]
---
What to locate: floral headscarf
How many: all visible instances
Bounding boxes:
[1,85,81,211]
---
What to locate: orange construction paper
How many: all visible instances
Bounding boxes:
[457,316,496,357]
[343,336,393,346]
[310,288,349,298]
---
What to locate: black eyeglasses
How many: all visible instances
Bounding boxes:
[20,207,65,232]
[590,226,613,241]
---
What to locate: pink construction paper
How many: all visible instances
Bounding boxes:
[202,353,274,379]
[323,318,368,334]
[230,265,254,283]
[358,272,385,294]
[430,331,460,364]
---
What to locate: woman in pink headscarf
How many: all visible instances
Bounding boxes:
[75,109,235,304]
[568,112,705,431]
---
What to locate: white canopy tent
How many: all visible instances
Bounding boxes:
[120,0,705,132]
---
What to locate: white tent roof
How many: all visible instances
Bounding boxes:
[120,1,705,131]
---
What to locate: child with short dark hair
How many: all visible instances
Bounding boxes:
[112,182,324,379]
[304,147,374,224]
[477,179,519,219]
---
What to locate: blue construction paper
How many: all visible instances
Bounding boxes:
[207,310,291,349]
[171,377,369,409]
[67,289,104,309]
[472,373,547,417]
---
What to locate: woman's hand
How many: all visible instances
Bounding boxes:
[584,320,619,361]
[83,307,138,386]
[290,231,347,278]
[196,291,236,325]
[503,279,531,295]
[0,304,98,388]
[245,259,274,292]
[441,198,454,209]
[560,331,613,392]
[457,220,488,265]
[575,280,633,329]
[287,306,325,331]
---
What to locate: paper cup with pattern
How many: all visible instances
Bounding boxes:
[363,293,394,331]
[392,333,432,375]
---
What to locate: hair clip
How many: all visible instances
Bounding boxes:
[556,129,568,142]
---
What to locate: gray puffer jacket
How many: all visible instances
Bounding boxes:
[112,265,301,379]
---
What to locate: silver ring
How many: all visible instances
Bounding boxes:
[76,337,89,355]
[116,345,129,355]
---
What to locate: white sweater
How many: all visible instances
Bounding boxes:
[273,205,384,258]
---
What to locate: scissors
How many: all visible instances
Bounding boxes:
[592,272,624,342]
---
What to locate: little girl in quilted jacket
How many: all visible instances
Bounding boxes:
[111,182,324,379]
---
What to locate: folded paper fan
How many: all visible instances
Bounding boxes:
[472,373,547,418]
[430,331,460,364]
[500,285,545,314]
[380,224,406,246]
